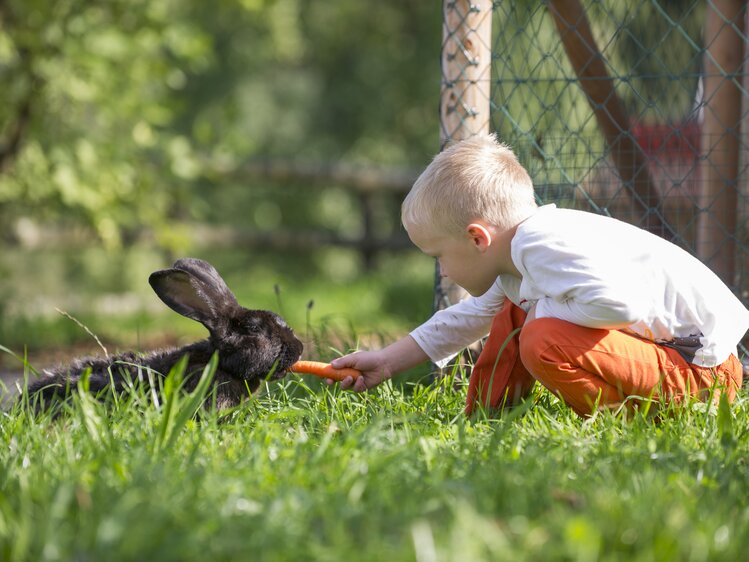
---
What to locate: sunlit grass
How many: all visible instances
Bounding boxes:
[2,248,749,560]
[1,350,748,561]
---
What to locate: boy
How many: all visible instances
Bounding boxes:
[330,134,749,417]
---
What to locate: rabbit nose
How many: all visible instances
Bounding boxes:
[283,328,303,353]
[290,335,303,356]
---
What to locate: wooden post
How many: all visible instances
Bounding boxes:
[437,0,492,311]
[697,0,746,285]
[547,0,669,239]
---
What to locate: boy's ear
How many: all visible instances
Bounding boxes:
[466,223,492,251]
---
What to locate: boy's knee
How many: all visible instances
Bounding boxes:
[519,317,566,373]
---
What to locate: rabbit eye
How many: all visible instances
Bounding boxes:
[242,321,263,334]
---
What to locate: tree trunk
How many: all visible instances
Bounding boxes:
[547,0,669,239]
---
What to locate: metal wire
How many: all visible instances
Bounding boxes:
[483,1,746,297]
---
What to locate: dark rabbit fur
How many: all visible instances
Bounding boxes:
[23,258,303,411]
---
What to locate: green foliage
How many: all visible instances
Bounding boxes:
[2,364,748,561]
[0,0,440,248]
[1,0,204,244]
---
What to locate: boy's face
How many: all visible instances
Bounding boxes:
[406,223,500,297]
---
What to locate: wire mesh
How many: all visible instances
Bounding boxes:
[443,0,748,303]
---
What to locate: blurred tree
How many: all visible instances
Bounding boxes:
[0,0,211,247]
[0,0,441,250]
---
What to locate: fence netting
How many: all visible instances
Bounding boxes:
[444,0,748,307]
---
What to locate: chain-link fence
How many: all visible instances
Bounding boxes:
[442,0,748,304]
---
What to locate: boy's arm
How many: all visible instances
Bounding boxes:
[410,278,505,367]
[330,335,428,392]
[330,279,507,391]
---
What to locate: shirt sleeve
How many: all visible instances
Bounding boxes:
[409,279,506,367]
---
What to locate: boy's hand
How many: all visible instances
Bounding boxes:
[327,336,428,392]
[329,351,393,392]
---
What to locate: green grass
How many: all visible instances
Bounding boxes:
[1,353,748,562]
[2,247,749,560]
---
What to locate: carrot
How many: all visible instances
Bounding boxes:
[290,360,361,382]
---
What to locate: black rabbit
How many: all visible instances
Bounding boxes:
[23,258,304,411]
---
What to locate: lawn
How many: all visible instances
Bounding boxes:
[1,355,747,561]
[1,248,748,561]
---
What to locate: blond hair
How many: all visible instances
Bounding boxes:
[402,134,537,235]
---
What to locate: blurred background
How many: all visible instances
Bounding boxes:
[0,0,441,378]
[2,0,748,383]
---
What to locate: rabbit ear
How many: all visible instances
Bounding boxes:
[148,258,239,327]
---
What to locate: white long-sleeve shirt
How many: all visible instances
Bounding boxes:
[411,205,749,368]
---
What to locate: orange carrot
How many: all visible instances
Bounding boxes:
[290,360,361,382]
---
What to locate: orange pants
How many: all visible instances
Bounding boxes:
[465,303,743,417]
